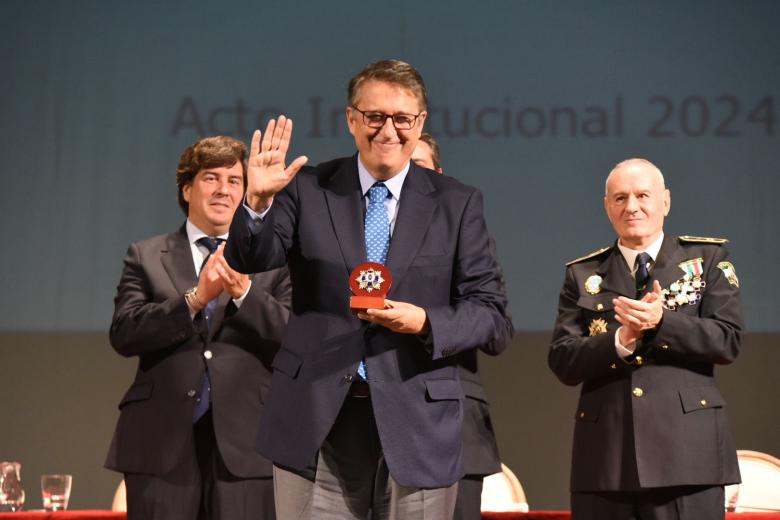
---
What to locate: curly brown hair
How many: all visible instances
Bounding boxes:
[176,136,247,215]
[347,59,427,111]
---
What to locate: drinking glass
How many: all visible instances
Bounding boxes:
[40,474,72,511]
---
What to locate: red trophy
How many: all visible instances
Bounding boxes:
[349,262,392,310]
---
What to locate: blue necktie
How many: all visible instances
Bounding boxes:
[193,236,223,422]
[635,252,652,294]
[197,237,224,326]
[358,183,390,380]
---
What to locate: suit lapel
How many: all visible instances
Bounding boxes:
[324,156,367,275]
[385,164,436,292]
[161,225,231,340]
[161,226,197,295]
[596,245,635,298]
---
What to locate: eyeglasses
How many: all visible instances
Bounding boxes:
[351,106,423,130]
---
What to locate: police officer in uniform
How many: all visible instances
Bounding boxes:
[549,158,743,520]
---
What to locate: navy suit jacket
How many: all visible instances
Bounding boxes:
[225,155,507,488]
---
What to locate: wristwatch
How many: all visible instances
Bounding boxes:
[184,286,204,311]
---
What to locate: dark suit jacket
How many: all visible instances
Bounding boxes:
[458,237,513,478]
[225,156,507,488]
[549,235,742,492]
[105,225,291,478]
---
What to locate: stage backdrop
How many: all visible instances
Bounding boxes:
[1,0,778,510]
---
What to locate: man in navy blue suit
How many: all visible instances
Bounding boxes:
[225,60,508,519]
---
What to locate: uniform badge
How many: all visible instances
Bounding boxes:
[717,261,739,287]
[662,276,705,310]
[678,258,704,280]
[660,258,706,310]
[355,267,385,292]
[588,318,608,336]
[584,275,602,295]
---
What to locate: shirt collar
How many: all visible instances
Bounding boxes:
[357,154,409,201]
[617,232,664,270]
[186,219,228,246]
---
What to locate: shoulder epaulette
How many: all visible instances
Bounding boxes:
[566,246,612,266]
[678,235,729,245]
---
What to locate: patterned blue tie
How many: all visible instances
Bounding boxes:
[197,237,224,326]
[193,236,223,422]
[358,183,390,380]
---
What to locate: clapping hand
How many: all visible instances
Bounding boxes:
[613,280,664,344]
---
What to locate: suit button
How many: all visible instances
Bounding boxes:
[204,350,213,360]
[609,363,617,370]
[579,411,585,418]
[344,374,354,383]
[634,356,644,366]
[632,387,644,398]
[700,399,707,407]
[660,344,669,350]
[187,389,197,398]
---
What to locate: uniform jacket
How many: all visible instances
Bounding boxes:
[105,225,291,478]
[549,234,742,492]
[225,155,508,488]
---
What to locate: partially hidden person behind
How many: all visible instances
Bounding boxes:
[413,132,514,519]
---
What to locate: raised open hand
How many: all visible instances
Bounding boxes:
[246,115,308,212]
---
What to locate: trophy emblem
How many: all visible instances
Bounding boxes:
[349,262,392,310]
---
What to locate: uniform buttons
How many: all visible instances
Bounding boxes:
[700,399,707,407]
[596,303,604,311]
[634,356,644,366]
[610,363,617,370]
[203,350,213,360]
[344,374,354,383]
[187,389,197,398]
[579,412,585,418]
[632,387,644,398]
[660,344,669,350]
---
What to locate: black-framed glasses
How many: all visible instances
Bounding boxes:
[351,106,423,130]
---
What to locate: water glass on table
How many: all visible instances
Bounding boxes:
[40,474,72,511]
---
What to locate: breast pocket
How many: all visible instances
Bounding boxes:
[577,293,617,336]
[577,294,616,313]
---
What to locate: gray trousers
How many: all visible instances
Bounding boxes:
[273,395,458,520]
